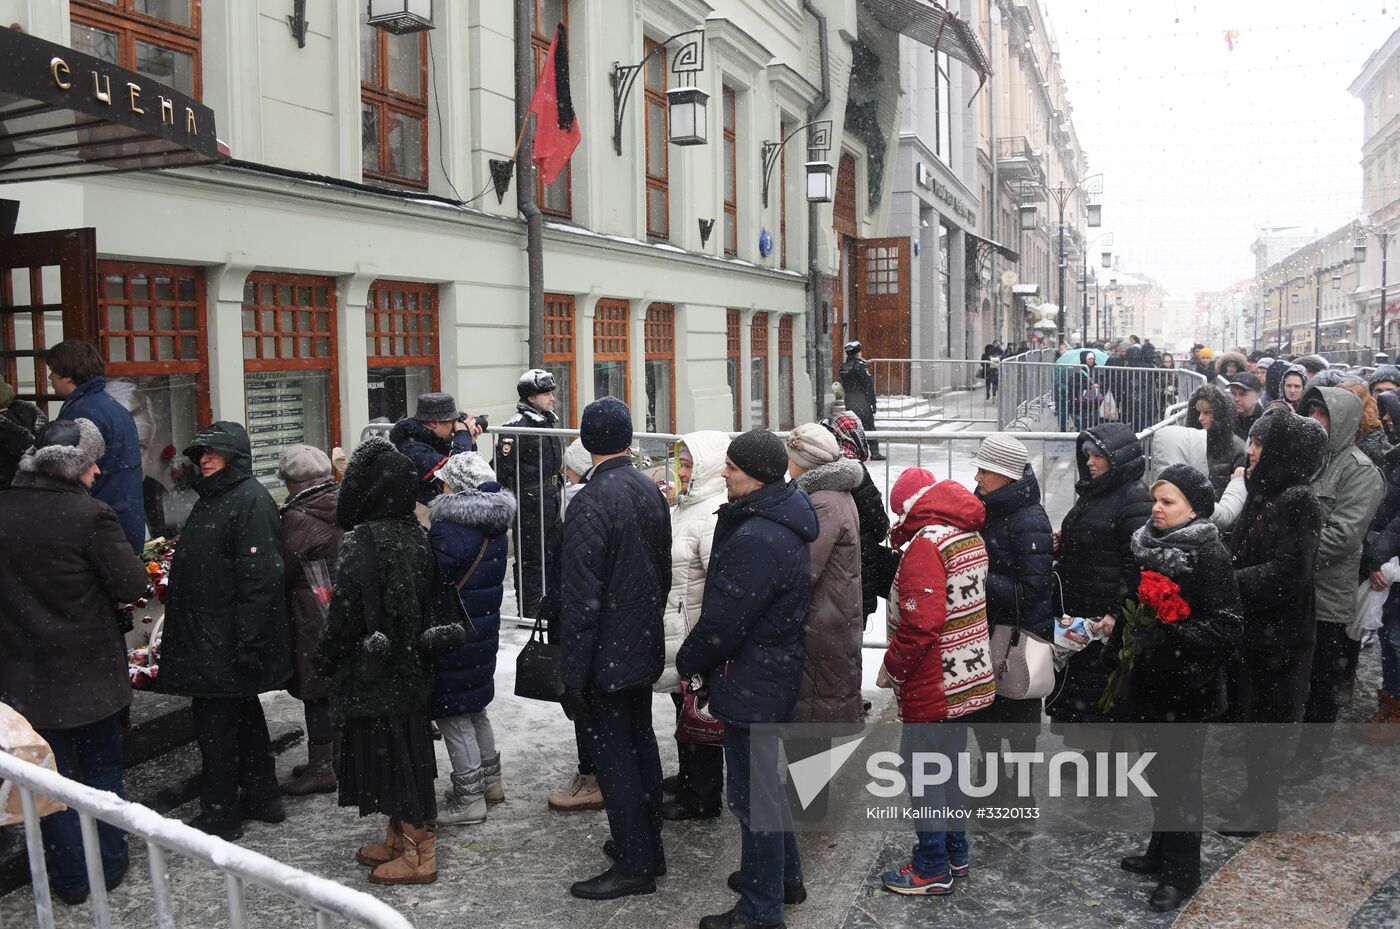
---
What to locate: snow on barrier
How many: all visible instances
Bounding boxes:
[0,750,412,929]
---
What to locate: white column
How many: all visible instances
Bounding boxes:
[576,293,599,410]
[629,298,651,432]
[337,271,377,448]
[204,263,252,424]
[739,308,755,429]
[767,312,781,429]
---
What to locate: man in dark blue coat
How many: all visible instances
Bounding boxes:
[46,340,145,552]
[389,391,480,507]
[558,397,672,900]
[677,429,819,929]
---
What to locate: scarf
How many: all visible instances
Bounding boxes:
[1130,518,1220,580]
[821,412,870,462]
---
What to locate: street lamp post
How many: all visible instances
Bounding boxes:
[1081,232,1112,347]
[1357,228,1394,357]
[1018,175,1103,339]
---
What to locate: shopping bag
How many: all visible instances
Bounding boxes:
[514,615,565,703]
[674,679,724,744]
[1098,391,1120,421]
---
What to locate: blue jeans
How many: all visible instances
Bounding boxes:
[900,721,968,879]
[1382,611,1400,693]
[724,725,801,926]
[36,713,128,896]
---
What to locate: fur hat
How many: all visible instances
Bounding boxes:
[414,391,461,423]
[562,438,593,477]
[517,368,557,400]
[438,451,495,492]
[786,423,841,470]
[726,429,788,485]
[335,436,418,529]
[276,444,332,484]
[21,419,104,481]
[580,396,633,455]
[1151,463,1215,519]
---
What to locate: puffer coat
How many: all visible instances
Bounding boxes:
[1046,423,1152,724]
[978,465,1054,640]
[280,479,343,701]
[656,430,729,693]
[427,482,515,718]
[793,457,865,725]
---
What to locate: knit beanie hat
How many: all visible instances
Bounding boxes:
[438,451,495,492]
[414,391,460,423]
[20,418,104,481]
[580,396,633,454]
[562,438,593,477]
[970,434,1029,481]
[1152,463,1215,518]
[276,443,332,484]
[726,429,788,485]
[0,379,14,409]
[785,423,841,470]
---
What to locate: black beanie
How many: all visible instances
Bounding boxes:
[580,396,633,455]
[1153,463,1215,518]
[726,429,788,485]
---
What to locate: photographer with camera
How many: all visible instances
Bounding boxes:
[496,369,564,620]
[389,391,483,510]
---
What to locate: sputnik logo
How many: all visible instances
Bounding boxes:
[787,736,866,810]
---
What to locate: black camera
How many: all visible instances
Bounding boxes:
[459,413,488,433]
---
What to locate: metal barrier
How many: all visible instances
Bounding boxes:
[0,749,412,929]
[866,358,996,429]
[998,358,1204,434]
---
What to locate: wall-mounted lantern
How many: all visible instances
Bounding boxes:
[610,30,706,156]
[1019,204,1038,231]
[367,0,434,34]
[1086,203,1103,227]
[761,120,833,207]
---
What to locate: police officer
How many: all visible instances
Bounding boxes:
[496,369,564,620]
[839,341,883,460]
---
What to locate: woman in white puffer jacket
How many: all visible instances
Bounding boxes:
[654,429,730,821]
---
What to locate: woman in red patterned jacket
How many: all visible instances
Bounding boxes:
[878,467,994,897]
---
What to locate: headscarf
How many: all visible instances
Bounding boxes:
[821,412,871,462]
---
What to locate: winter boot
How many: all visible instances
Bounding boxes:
[548,772,605,812]
[280,742,337,796]
[1362,689,1400,741]
[369,825,436,885]
[356,820,404,867]
[434,770,488,827]
[482,752,505,803]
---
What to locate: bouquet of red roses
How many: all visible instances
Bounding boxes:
[1098,570,1190,713]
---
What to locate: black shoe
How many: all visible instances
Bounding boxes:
[869,453,886,461]
[661,796,721,821]
[1218,829,1261,839]
[1282,757,1324,785]
[662,774,681,796]
[1119,854,1162,875]
[105,859,129,892]
[570,867,656,900]
[699,907,785,929]
[240,796,287,825]
[1148,883,1192,912]
[602,839,667,876]
[51,884,89,906]
[185,813,243,842]
[727,870,806,905]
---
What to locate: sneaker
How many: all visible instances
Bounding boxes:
[547,772,604,812]
[948,851,970,878]
[881,863,953,896]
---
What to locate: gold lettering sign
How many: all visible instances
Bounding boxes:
[185,107,197,135]
[127,82,144,115]
[50,57,72,90]
[160,97,175,125]
[92,71,112,105]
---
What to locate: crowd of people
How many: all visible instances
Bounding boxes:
[2,336,1399,926]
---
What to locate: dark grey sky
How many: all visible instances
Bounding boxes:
[1047,1,1396,298]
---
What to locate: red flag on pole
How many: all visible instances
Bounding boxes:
[528,22,581,187]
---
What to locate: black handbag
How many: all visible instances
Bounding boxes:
[515,613,565,703]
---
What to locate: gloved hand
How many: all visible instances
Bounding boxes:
[561,687,597,722]
[688,673,710,709]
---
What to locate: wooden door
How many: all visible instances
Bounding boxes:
[832,153,858,380]
[0,228,99,416]
[855,236,911,394]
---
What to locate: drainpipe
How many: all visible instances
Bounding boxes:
[516,0,544,368]
[987,2,1001,343]
[803,0,831,419]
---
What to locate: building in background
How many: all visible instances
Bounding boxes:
[1351,29,1400,352]
[1252,225,1320,351]
[1101,269,1166,346]
[1259,223,1363,356]
[1194,280,1253,350]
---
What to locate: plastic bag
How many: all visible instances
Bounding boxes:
[1099,391,1120,421]
[302,557,333,621]
[1350,557,1400,641]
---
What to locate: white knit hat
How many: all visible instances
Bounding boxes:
[438,451,495,492]
[563,438,593,477]
[969,434,1029,481]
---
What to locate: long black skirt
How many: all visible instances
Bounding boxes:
[338,713,438,828]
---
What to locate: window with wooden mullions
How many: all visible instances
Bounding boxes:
[727,308,742,431]
[366,281,440,424]
[594,298,630,405]
[644,303,675,434]
[750,313,768,429]
[543,293,577,427]
[361,21,429,187]
[71,0,201,98]
[724,86,738,256]
[644,39,669,240]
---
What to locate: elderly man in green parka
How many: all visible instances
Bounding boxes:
[159,421,291,840]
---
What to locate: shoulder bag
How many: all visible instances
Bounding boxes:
[990,586,1055,700]
[515,612,565,703]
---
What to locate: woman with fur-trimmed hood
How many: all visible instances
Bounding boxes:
[1185,384,1246,499]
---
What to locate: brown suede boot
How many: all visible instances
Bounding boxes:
[369,825,436,885]
[356,819,404,867]
[280,742,337,796]
[547,773,604,812]
[1362,689,1400,741]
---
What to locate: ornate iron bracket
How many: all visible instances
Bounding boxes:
[610,29,705,156]
[760,120,832,208]
[287,0,309,48]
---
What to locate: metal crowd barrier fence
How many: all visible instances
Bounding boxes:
[866,358,997,428]
[999,360,1204,434]
[995,347,1056,429]
[0,749,412,929]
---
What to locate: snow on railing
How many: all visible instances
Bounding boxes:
[0,750,411,929]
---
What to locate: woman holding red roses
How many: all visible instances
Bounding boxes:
[1108,463,1243,913]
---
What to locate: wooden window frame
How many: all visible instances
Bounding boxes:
[366,280,440,388]
[533,0,572,218]
[723,86,738,256]
[97,260,211,426]
[727,308,742,431]
[644,38,670,240]
[750,312,768,427]
[241,271,340,442]
[779,118,790,269]
[644,302,676,434]
[594,298,632,405]
[361,26,430,188]
[778,315,794,430]
[543,293,578,427]
[71,0,203,100]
